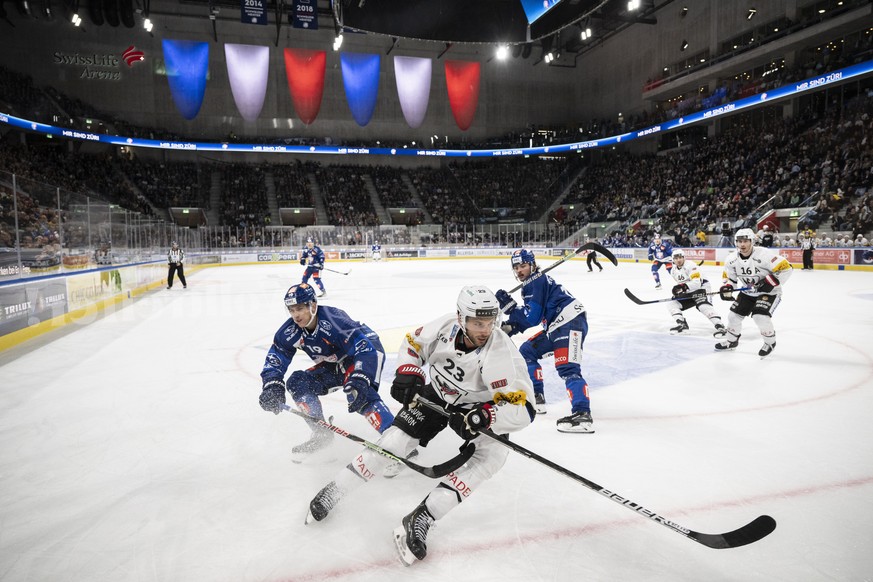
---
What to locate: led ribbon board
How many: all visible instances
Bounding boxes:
[2,60,870,157]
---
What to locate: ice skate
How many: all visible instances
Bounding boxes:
[305,481,344,524]
[669,320,689,334]
[383,449,419,479]
[556,410,594,434]
[291,429,334,463]
[315,288,325,298]
[715,336,740,351]
[393,501,435,566]
[758,342,776,358]
[654,282,662,289]
[713,324,727,338]
[534,392,547,415]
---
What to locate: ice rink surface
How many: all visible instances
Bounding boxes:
[1,257,872,582]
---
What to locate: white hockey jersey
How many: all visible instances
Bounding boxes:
[397,313,534,435]
[669,261,710,292]
[722,246,793,296]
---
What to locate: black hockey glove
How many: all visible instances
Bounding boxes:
[390,364,425,407]
[343,372,371,413]
[671,283,689,297]
[299,258,306,266]
[449,403,494,441]
[755,274,779,294]
[495,289,517,311]
[719,283,735,301]
[259,379,286,414]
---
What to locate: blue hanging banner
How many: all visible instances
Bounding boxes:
[241,0,267,25]
[162,39,210,120]
[291,0,318,30]
[341,52,381,127]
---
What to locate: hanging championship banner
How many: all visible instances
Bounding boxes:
[241,0,267,25]
[292,0,318,30]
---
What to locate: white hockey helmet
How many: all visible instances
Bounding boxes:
[671,248,686,260]
[456,285,500,336]
[734,228,755,245]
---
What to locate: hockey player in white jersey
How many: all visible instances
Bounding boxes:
[716,228,793,357]
[665,248,726,337]
[304,285,535,566]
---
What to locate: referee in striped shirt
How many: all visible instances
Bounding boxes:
[167,241,187,289]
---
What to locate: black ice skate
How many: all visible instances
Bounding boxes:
[715,335,740,351]
[383,449,420,479]
[556,410,594,434]
[713,324,727,338]
[291,429,334,463]
[534,392,547,415]
[305,481,344,524]
[393,501,435,566]
[758,342,776,358]
[670,319,689,334]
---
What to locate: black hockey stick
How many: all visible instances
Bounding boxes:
[414,396,776,549]
[281,404,473,478]
[323,267,351,276]
[623,287,751,306]
[508,242,618,294]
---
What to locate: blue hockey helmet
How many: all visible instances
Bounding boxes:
[284,284,316,309]
[510,249,536,268]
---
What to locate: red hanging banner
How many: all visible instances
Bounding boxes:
[444,60,480,131]
[283,48,326,125]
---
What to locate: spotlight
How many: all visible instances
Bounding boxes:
[143,18,153,32]
[71,12,82,25]
[333,33,343,51]
[495,45,509,61]
[680,40,688,51]
[747,8,757,20]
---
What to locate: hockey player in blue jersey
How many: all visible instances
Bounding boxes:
[258,283,395,460]
[371,241,382,262]
[496,249,594,433]
[299,237,326,297]
[647,233,674,289]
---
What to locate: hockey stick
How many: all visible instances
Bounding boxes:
[280,404,473,478]
[414,396,776,549]
[508,242,618,294]
[322,267,351,276]
[623,287,751,306]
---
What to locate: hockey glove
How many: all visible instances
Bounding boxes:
[501,322,520,337]
[495,289,517,311]
[390,364,425,407]
[343,372,371,413]
[719,283,735,301]
[755,274,779,294]
[299,258,306,266]
[259,380,286,414]
[449,403,493,441]
[671,283,689,297]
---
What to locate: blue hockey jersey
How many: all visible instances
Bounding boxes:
[261,305,384,387]
[505,271,585,333]
[648,240,674,263]
[300,245,325,269]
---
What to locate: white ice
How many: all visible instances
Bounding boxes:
[1,258,872,582]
